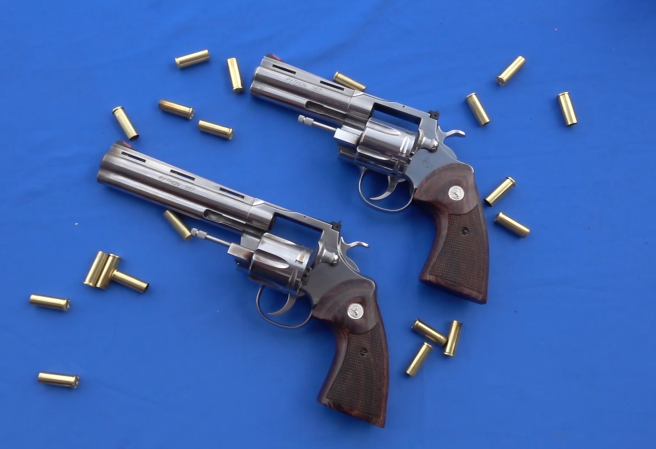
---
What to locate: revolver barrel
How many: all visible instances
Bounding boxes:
[98,142,274,237]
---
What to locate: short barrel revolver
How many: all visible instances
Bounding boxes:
[251,55,489,303]
[97,142,389,427]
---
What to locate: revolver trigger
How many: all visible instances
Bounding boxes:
[256,286,312,329]
[358,169,414,213]
[268,293,298,316]
[370,175,402,202]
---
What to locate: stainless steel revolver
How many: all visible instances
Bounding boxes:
[251,55,489,304]
[98,141,389,427]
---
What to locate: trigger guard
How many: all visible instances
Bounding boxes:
[255,285,312,329]
[358,169,413,213]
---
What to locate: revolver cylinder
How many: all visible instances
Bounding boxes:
[247,234,312,296]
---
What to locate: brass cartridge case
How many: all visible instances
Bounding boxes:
[84,251,149,292]
[227,58,244,93]
[38,372,79,388]
[29,294,70,311]
[497,56,526,86]
[97,253,121,289]
[175,49,210,68]
[111,271,149,293]
[411,319,447,346]
[112,106,139,140]
[158,100,194,119]
[406,342,433,376]
[84,251,110,287]
[164,210,192,240]
[333,72,366,91]
[465,93,490,126]
[485,177,516,206]
[494,212,530,237]
[558,92,578,126]
[444,320,462,357]
[198,120,233,140]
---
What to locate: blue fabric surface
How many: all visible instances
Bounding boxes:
[1,0,655,447]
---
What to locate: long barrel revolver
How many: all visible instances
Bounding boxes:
[97,142,389,427]
[251,55,489,304]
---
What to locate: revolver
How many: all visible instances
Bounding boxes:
[97,142,389,427]
[251,55,489,304]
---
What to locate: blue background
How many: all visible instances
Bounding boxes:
[1,0,655,447]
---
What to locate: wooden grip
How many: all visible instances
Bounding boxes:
[413,163,489,303]
[312,278,389,427]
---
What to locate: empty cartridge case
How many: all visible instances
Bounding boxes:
[412,319,447,346]
[112,106,139,140]
[333,72,366,91]
[465,93,490,126]
[444,320,462,357]
[558,92,578,126]
[159,100,194,119]
[84,251,149,292]
[38,372,79,388]
[164,210,192,240]
[84,251,110,287]
[227,58,244,93]
[497,56,526,86]
[406,342,433,376]
[198,120,233,140]
[29,294,70,311]
[494,212,530,237]
[175,49,210,68]
[485,177,516,206]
